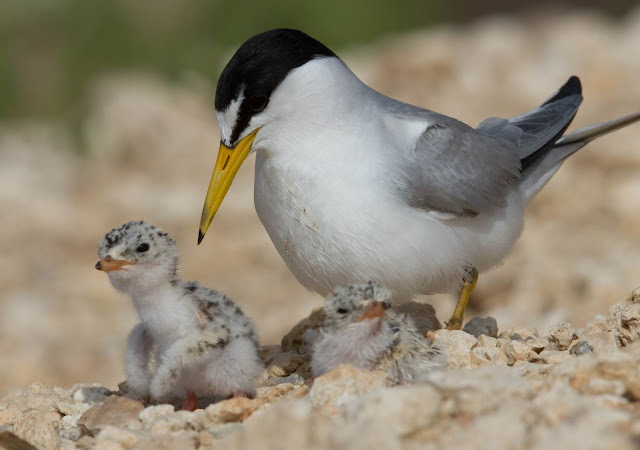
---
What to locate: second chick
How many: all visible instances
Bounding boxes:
[312,282,444,384]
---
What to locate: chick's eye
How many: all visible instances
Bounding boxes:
[336,308,348,315]
[245,95,268,113]
[136,243,150,253]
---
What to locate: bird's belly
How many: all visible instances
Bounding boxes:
[254,156,472,299]
[449,190,526,273]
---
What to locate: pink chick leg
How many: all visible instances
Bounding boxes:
[181,391,199,411]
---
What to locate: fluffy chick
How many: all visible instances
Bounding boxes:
[96,221,264,410]
[312,282,443,384]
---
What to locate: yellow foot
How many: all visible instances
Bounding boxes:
[446,317,463,331]
[446,267,479,331]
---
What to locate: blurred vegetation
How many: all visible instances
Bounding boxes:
[0,0,636,120]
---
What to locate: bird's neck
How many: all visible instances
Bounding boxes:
[253,57,397,167]
[129,280,194,343]
[128,278,176,304]
[124,275,177,314]
[267,57,373,128]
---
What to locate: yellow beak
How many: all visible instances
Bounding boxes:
[198,129,260,244]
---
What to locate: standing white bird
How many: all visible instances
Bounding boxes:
[96,221,264,410]
[198,29,640,329]
[312,281,443,384]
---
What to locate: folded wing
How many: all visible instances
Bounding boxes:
[396,77,585,217]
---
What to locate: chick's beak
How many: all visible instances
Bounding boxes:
[356,301,388,322]
[198,129,260,244]
[95,255,134,272]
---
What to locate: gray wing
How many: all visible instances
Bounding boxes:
[396,113,521,218]
[393,77,583,217]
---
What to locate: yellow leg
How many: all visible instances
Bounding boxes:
[446,267,479,330]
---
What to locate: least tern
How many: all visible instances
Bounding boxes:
[97,221,264,410]
[199,29,640,329]
[312,282,443,384]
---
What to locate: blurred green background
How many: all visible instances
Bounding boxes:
[0,0,636,120]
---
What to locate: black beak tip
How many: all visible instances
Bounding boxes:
[95,261,101,270]
[382,300,392,309]
[197,230,205,245]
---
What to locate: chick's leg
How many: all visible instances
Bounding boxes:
[232,390,248,399]
[125,324,154,398]
[446,267,479,330]
[181,392,199,411]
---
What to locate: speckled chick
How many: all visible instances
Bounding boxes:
[96,221,264,410]
[312,282,444,384]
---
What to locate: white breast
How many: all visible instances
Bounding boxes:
[253,122,471,300]
[133,288,196,350]
[311,320,393,376]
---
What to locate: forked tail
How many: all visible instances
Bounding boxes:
[520,111,640,201]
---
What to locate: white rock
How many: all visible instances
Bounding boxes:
[307,365,388,413]
[205,397,262,424]
[425,365,531,417]
[95,425,139,447]
[60,437,79,450]
[538,350,573,365]
[343,385,441,437]
[471,345,509,367]
[430,330,477,369]
[548,323,578,351]
[218,400,332,449]
[583,378,627,396]
[505,340,538,365]
[442,403,527,449]
[527,337,550,353]
[138,404,175,424]
[149,410,203,435]
[508,327,539,340]
[580,332,619,354]
[531,407,633,450]
[12,410,61,450]
[59,413,84,441]
[475,334,499,348]
[77,396,144,435]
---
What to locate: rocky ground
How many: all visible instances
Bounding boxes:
[2,286,640,449]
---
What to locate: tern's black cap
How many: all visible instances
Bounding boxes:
[215,29,336,144]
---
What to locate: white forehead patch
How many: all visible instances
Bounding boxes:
[98,243,127,260]
[216,86,245,146]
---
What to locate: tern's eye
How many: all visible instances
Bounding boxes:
[245,95,269,113]
[336,308,348,315]
[136,243,150,253]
